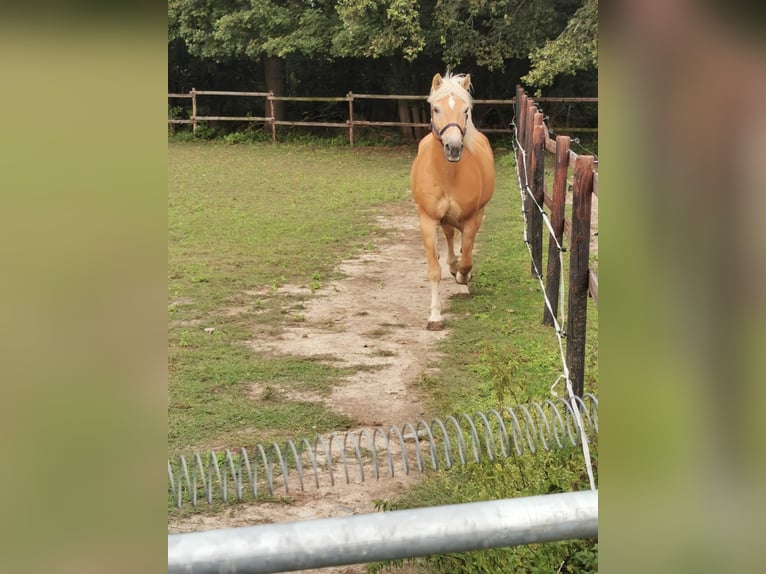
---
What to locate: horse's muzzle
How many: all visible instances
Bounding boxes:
[444,142,463,162]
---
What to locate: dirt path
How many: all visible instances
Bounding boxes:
[169,201,469,573]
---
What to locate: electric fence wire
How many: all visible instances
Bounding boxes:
[545,122,599,163]
[511,103,597,491]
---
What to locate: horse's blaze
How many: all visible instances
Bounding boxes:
[411,72,496,331]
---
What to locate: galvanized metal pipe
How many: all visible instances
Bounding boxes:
[168,490,597,574]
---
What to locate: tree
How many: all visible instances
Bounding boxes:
[433,0,566,71]
[331,0,577,138]
[522,0,598,90]
[333,0,425,61]
[167,1,597,130]
[169,0,339,119]
[333,0,577,71]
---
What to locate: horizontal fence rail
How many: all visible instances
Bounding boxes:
[168,489,598,574]
[168,89,597,144]
[168,395,598,509]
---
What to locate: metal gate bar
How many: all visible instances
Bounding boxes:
[168,490,597,573]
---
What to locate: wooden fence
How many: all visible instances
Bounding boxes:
[514,86,598,398]
[168,89,597,145]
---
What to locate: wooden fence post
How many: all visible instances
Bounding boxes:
[524,102,537,277]
[514,86,524,167]
[566,155,595,398]
[517,91,528,167]
[529,115,545,279]
[347,92,354,147]
[268,92,276,142]
[524,101,536,182]
[543,135,571,326]
[191,88,197,133]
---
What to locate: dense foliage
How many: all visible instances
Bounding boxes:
[169,0,598,106]
[523,0,598,90]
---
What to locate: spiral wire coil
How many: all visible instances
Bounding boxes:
[168,394,597,508]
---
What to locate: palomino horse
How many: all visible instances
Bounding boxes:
[410,72,495,330]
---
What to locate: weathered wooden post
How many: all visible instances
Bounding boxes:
[523,101,537,277]
[530,114,546,279]
[543,135,571,326]
[191,88,197,133]
[524,101,536,183]
[517,90,528,169]
[514,86,525,167]
[347,92,354,147]
[268,92,276,142]
[566,155,595,397]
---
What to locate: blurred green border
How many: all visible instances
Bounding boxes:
[0,11,168,574]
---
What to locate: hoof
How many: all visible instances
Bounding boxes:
[455,271,471,285]
[426,320,444,331]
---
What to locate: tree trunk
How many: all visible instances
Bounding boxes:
[392,59,421,141]
[411,102,427,140]
[264,56,286,121]
[397,99,416,140]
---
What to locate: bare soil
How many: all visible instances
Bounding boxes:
[168,201,469,573]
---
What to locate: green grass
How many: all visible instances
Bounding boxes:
[169,142,411,313]
[368,151,599,573]
[168,140,598,570]
[412,152,598,416]
[369,447,598,573]
[169,142,416,455]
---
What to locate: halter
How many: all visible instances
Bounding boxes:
[431,119,466,141]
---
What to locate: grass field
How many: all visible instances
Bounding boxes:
[168,137,597,446]
[168,139,598,570]
[169,142,420,453]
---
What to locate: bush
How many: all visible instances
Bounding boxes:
[191,123,222,140]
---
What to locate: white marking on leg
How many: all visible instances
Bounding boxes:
[428,281,443,323]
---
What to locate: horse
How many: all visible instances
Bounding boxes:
[410,72,496,330]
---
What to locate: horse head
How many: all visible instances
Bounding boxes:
[428,73,474,162]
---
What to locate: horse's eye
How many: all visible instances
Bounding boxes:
[433,106,441,114]
[464,109,469,117]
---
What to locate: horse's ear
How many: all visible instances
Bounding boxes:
[431,73,443,92]
[459,74,472,91]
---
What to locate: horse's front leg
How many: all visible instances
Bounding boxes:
[419,215,444,330]
[455,209,485,285]
[442,224,459,277]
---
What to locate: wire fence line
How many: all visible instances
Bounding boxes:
[512,86,598,492]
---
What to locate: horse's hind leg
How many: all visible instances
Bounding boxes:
[419,215,445,330]
[442,224,459,277]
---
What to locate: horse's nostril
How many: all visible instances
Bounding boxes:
[445,143,463,160]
